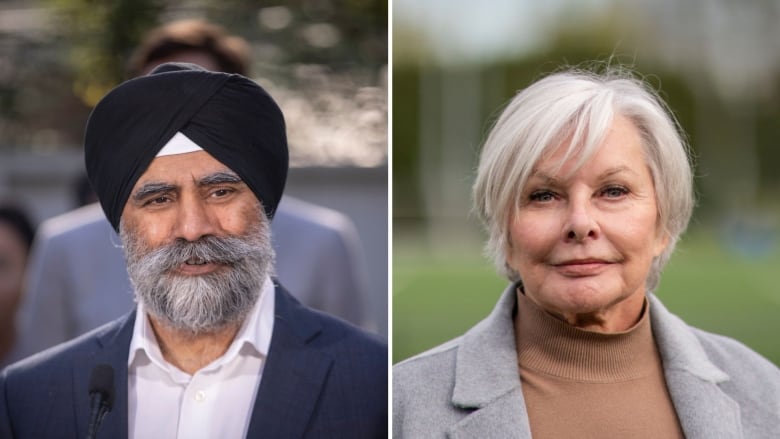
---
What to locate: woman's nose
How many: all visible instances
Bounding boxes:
[564,198,599,242]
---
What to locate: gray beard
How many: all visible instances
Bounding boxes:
[120,220,275,334]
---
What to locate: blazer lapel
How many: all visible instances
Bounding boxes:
[447,285,532,439]
[447,388,531,439]
[664,370,742,438]
[245,285,333,438]
[649,295,742,439]
[72,310,136,439]
[445,290,744,439]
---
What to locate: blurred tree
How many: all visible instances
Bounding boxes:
[44,0,164,106]
[392,9,702,231]
[0,10,88,151]
[205,0,387,74]
[0,0,387,153]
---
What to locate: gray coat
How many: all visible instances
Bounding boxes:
[393,285,780,438]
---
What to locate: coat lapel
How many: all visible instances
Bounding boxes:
[649,295,743,439]
[446,285,532,439]
[446,288,745,439]
[245,285,333,438]
[447,388,530,439]
[72,310,136,439]
[663,370,742,438]
[65,286,333,439]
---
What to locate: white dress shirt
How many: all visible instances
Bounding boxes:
[128,276,275,439]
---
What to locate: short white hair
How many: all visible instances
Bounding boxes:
[472,67,694,292]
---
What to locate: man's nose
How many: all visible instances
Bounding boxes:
[173,196,218,242]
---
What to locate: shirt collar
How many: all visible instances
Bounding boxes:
[128,275,276,374]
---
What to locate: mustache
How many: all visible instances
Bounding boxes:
[119,216,275,333]
[132,234,260,273]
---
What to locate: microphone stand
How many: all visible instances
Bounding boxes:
[86,392,110,439]
[86,364,114,439]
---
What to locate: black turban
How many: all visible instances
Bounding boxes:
[84,62,288,231]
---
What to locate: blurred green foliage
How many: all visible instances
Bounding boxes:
[44,0,164,106]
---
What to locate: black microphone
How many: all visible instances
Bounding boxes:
[86,364,115,439]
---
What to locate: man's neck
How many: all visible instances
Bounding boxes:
[148,316,241,375]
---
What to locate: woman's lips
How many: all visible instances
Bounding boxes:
[553,259,613,276]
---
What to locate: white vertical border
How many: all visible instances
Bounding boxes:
[386,0,395,437]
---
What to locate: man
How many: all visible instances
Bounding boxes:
[12,19,373,363]
[0,63,387,438]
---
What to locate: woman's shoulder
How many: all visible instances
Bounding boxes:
[691,327,780,383]
[690,326,780,426]
[650,294,778,377]
[393,337,465,406]
[394,336,462,384]
[393,337,468,438]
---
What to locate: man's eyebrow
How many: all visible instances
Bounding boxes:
[198,171,243,186]
[132,182,176,201]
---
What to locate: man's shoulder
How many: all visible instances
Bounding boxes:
[3,313,132,381]
[273,285,385,361]
[8,315,131,370]
[319,309,385,351]
[252,288,387,438]
[1,314,132,438]
[293,293,385,352]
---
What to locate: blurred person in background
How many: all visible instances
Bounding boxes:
[12,18,372,362]
[1,62,386,438]
[0,204,34,369]
[393,66,780,438]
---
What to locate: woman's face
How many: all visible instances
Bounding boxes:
[506,115,668,332]
[0,221,28,324]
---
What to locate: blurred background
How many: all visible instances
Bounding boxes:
[393,0,780,364]
[0,0,388,336]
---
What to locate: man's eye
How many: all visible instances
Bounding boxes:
[212,188,233,198]
[143,196,170,206]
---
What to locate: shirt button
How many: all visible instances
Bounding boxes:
[195,390,206,402]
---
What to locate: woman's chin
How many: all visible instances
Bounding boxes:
[527,283,644,329]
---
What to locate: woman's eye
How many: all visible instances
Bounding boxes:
[602,186,628,198]
[529,190,555,202]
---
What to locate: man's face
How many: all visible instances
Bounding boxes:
[122,150,261,253]
[120,150,274,333]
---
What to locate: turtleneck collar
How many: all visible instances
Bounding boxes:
[514,289,658,382]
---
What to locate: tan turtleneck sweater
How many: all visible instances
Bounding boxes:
[514,291,685,439]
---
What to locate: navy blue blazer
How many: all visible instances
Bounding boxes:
[0,284,387,438]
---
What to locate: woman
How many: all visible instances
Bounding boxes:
[0,204,35,368]
[393,68,780,438]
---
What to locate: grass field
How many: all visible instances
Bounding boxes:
[393,229,780,366]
